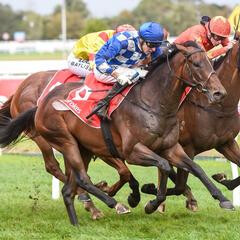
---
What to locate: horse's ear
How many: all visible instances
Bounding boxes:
[174,43,189,56]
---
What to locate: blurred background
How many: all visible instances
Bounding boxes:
[0,0,239,56]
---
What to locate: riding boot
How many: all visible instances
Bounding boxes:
[95,82,123,119]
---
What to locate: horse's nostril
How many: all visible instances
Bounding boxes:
[213,91,226,101]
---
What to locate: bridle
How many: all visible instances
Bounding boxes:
[167,48,217,93]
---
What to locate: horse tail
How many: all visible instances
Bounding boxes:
[0,95,13,119]
[0,107,37,148]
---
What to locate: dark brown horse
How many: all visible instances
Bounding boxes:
[141,37,240,211]
[0,42,232,225]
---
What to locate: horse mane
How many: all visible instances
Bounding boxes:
[148,41,201,72]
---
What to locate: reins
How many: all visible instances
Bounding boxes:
[187,40,240,117]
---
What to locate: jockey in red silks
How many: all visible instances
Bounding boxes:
[174,16,233,59]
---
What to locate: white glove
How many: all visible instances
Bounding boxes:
[117,71,140,85]
[117,74,133,85]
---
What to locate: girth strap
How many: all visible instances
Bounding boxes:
[100,119,121,158]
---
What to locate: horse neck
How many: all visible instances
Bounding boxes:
[216,43,240,109]
[139,54,186,116]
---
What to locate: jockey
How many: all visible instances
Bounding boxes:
[93,22,166,118]
[67,24,136,77]
[174,16,232,59]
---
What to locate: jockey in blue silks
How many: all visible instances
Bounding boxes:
[93,22,165,119]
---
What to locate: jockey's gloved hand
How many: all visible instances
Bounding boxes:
[117,74,130,85]
[117,71,140,85]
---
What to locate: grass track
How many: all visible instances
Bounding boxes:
[0,155,240,240]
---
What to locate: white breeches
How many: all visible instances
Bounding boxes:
[94,66,148,84]
[93,66,132,84]
[67,53,92,77]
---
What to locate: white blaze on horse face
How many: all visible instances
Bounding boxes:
[72,85,92,101]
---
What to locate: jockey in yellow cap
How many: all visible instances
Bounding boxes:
[67,24,136,77]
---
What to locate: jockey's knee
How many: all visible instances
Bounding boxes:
[93,67,117,84]
[68,53,91,77]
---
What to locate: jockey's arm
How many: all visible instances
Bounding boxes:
[95,36,123,76]
[207,38,233,59]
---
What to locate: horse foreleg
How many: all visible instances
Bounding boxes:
[126,143,171,214]
[77,191,104,220]
[61,171,78,225]
[97,157,140,208]
[214,140,240,190]
[164,143,234,210]
[142,167,198,212]
[168,168,198,211]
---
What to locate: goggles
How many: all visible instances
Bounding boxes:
[145,41,161,48]
[211,33,225,41]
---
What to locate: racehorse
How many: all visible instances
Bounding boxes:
[0,72,106,220]
[0,41,231,225]
[141,35,240,211]
[0,67,143,218]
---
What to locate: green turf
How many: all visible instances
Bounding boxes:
[0,52,65,61]
[0,155,239,240]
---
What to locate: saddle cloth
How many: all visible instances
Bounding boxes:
[37,69,80,106]
[179,86,192,108]
[58,72,134,128]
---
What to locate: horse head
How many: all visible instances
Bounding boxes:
[174,41,227,104]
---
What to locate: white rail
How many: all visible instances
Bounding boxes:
[0,60,68,77]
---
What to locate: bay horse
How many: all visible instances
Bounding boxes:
[0,73,106,220]
[0,70,148,218]
[141,37,240,211]
[0,42,232,225]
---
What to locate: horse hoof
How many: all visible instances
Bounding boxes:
[144,201,158,214]
[91,210,104,220]
[128,194,140,208]
[219,201,235,210]
[186,200,198,212]
[212,173,227,183]
[141,183,157,195]
[115,203,131,214]
[157,202,166,213]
